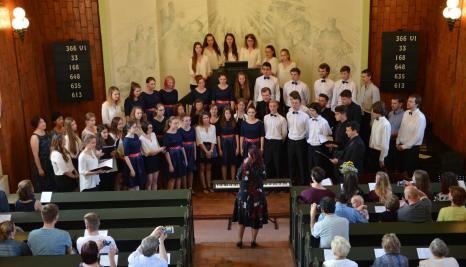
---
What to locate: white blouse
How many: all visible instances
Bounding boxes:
[50,151,75,175]
[263,57,279,75]
[239,48,261,68]
[195,125,217,144]
[277,61,297,88]
[204,48,224,70]
[101,102,121,126]
[78,150,100,191]
[139,133,160,156]
[189,55,211,85]
[224,51,238,62]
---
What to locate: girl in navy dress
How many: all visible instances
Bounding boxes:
[240,106,265,158]
[163,116,188,190]
[110,117,126,191]
[128,106,146,136]
[141,77,161,122]
[209,104,222,180]
[160,76,178,118]
[195,112,218,193]
[124,82,143,119]
[190,98,205,127]
[123,121,146,190]
[190,75,211,114]
[234,72,252,106]
[212,73,234,113]
[174,103,186,117]
[218,107,239,180]
[180,115,197,191]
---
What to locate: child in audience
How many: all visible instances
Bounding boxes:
[351,195,369,220]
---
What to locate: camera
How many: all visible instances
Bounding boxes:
[316,204,321,210]
[102,240,112,247]
[163,226,174,235]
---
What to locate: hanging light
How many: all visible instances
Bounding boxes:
[443,0,462,31]
[11,7,29,41]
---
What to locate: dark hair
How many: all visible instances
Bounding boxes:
[320,197,336,213]
[41,203,59,224]
[141,121,151,134]
[31,116,45,129]
[265,45,276,57]
[311,167,326,183]
[203,33,221,56]
[319,63,330,73]
[334,105,348,114]
[262,62,272,69]
[110,117,123,137]
[50,133,70,162]
[361,69,373,77]
[440,172,458,194]
[371,101,386,116]
[96,124,114,148]
[318,93,329,102]
[247,145,263,170]
[51,112,63,123]
[261,87,271,94]
[198,111,210,126]
[280,48,291,60]
[391,96,404,103]
[244,33,257,48]
[17,180,34,201]
[223,33,238,60]
[413,170,431,196]
[308,102,321,114]
[340,65,351,73]
[340,89,352,98]
[0,221,15,241]
[194,75,205,84]
[409,94,422,106]
[290,67,301,75]
[289,91,301,102]
[449,186,466,206]
[342,172,359,200]
[346,121,360,132]
[234,71,250,100]
[129,81,141,100]
[220,107,236,129]
[336,192,349,204]
[191,42,204,73]
[80,240,99,264]
[146,77,156,84]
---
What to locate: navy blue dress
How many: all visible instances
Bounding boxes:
[163,130,187,178]
[180,127,196,173]
[191,88,211,111]
[219,121,238,165]
[123,135,146,188]
[160,89,178,118]
[15,199,36,212]
[124,97,144,116]
[212,86,233,113]
[151,117,166,146]
[240,120,264,158]
[141,91,161,121]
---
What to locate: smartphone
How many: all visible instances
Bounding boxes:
[102,240,112,247]
[163,226,174,235]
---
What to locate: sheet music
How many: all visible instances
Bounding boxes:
[321,178,333,186]
[323,249,335,260]
[40,191,53,203]
[368,183,376,191]
[374,248,385,258]
[416,248,432,259]
[458,180,465,189]
[374,206,386,213]
[0,214,11,223]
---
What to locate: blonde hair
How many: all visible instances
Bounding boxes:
[0,221,15,240]
[106,86,120,105]
[375,171,392,203]
[381,233,401,254]
[331,236,351,258]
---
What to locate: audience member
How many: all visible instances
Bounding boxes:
[320,193,367,224]
[397,186,432,223]
[79,240,117,267]
[371,233,408,267]
[437,186,466,221]
[367,171,392,203]
[435,172,459,202]
[77,212,118,254]
[128,226,168,267]
[0,221,31,256]
[412,169,432,198]
[299,167,335,204]
[419,238,459,267]
[322,236,357,267]
[341,172,361,201]
[351,195,369,221]
[27,203,73,255]
[378,194,400,222]
[0,190,9,212]
[15,179,41,212]
[310,197,349,248]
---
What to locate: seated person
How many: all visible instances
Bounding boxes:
[299,167,335,204]
[27,203,73,255]
[397,185,432,223]
[15,179,41,212]
[0,221,31,256]
[371,233,408,267]
[310,197,349,248]
[435,172,459,202]
[79,240,116,267]
[77,212,118,254]
[319,193,367,224]
[437,186,466,221]
[0,190,8,212]
[378,194,400,222]
[419,238,459,267]
[351,195,369,221]
[128,226,168,267]
[367,171,392,203]
[322,236,357,267]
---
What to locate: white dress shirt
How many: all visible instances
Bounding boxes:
[101,102,121,126]
[369,116,391,161]
[254,75,280,104]
[239,47,261,68]
[264,113,287,140]
[189,55,211,85]
[277,62,297,88]
[204,48,223,70]
[396,109,426,149]
[140,133,161,156]
[50,151,75,175]
[331,79,357,111]
[283,80,310,107]
[357,82,381,113]
[287,109,309,140]
[314,78,335,107]
[195,125,217,144]
[263,57,279,75]
[306,115,332,146]
[78,150,100,191]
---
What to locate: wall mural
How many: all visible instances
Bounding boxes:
[100,0,368,100]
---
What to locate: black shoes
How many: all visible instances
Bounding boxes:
[236,241,243,248]
[251,241,257,248]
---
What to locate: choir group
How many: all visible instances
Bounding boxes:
[29,33,427,194]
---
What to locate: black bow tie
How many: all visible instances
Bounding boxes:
[409,112,413,115]
[342,81,348,84]
[312,118,318,121]
[264,76,270,80]
[292,111,299,114]
[321,79,326,83]
[270,114,277,117]
[292,81,298,85]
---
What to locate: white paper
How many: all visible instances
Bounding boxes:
[324,249,335,260]
[40,191,53,203]
[0,214,11,223]
[318,134,328,144]
[84,229,108,236]
[100,254,118,267]
[374,206,386,213]
[458,180,465,189]
[321,178,333,186]
[416,248,432,259]
[374,248,386,258]
[368,183,376,191]
[340,183,343,190]
[98,159,113,169]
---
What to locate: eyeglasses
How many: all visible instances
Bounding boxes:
[158,109,165,112]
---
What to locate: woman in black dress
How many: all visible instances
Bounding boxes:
[233,145,268,248]
[30,116,55,192]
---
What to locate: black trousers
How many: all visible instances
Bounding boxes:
[99,172,116,191]
[287,138,308,185]
[361,112,372,146]
[55,175,78,192]
[387,138,402,172]
[264,139,283,179]
[307,144,325,174]
[401,145,420,177]
[367,148,386,174]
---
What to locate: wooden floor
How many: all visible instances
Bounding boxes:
[192,192,294,267]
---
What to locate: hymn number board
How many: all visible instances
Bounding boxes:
[380,32,419,92]
[53,40,93,102]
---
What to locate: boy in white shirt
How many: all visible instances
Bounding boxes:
[283,67,310,108]
[306,102,332,173]
[368,101,391,173]
[314,63,334,106]
[254,62,280,105]
[331,66,357,111]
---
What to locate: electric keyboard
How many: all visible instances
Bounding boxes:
[213,179,292,192]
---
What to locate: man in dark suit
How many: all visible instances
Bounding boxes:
[340,89,362,125]
[256,87,271,121]
[331,121,365,178]
[318,93,336,129]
